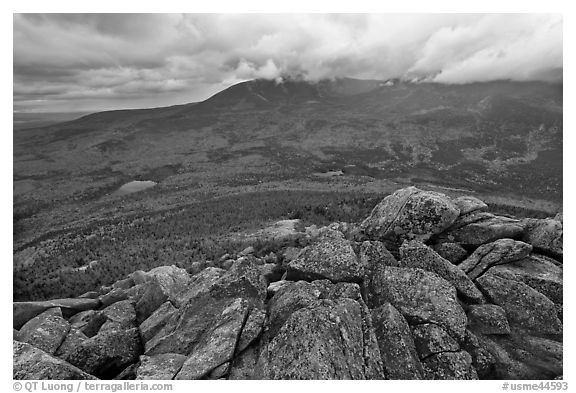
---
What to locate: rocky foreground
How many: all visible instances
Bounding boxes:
[13,186,563,380]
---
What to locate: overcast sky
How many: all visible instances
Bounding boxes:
[13,13,562,113]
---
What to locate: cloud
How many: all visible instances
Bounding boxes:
[13,13,562,112]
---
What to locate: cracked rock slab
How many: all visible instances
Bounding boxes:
[361,187,460,243]
[459,239,532,280]
[371,303,425,379]
[364,265,467,340]
[400,240,484,303]
[476,273,562,335]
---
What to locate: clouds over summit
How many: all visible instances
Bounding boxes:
[14,13,562,112]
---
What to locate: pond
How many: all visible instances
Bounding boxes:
[112,180,157,196]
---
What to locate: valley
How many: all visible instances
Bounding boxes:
[13,78,562,301]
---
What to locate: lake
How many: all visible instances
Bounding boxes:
[112,180,157,196]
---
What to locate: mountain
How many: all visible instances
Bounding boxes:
[13,78,562,250]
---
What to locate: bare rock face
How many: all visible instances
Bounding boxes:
[439,212,524,247]
[133,265,192,323]
[139,302,179,346]
[145,265,191,298]
[360,240,400,268]
[14,341,96,380]
[266,280,292,298]
[488,254,562,319]
[475,332,562,379]
[399,241,484,303]
[432,242,469,264]
[174,267,226,307]
[460,330,497,379]
[64,327,142,378]
[69,310,107,337]
[371,303,425,379]
[522,218,563,259]
[411,323,460,359]
[141,258,266,380]
[458,239,532,280]
[476,273,562,335]
[286,236,364,282]
[422,351,478,380]
[466,305,511,335]
[54,327,87,360]
[236,307,266,353]
[254,298,383,379]
[364,265,467,340]
[62,300,142,378]
[18,308,70,355]
[13,298,100,330]
[175,298,249,380]
[361,187,460,243]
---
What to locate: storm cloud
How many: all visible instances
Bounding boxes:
[13,13,562,112]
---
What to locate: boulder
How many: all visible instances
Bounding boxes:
[359,240,400,267]
[266,280,292,298]
[371,303,425,379]
[136,353,187,380]
[314,281,362,301]
[488,254,562,307]
[134,280,169,324]
[411,323,460,359]
[239,246,255,256]
[460,330,497,379]
[101,300,137,329]
[14,340,96,380]
[144,259,266,356]
[139,301,179,345]
[399,241,484,303]
[258,263,284,283]
[145,265,191,298]
[286,237,364,283]
[480,333,562,379]
[453,196,488,215]
[467,304,510,335]
[208,362,230,379]
[69,310,107,337]
[236,307,266,353]
[265,281,323,338]
[18,308,70,355]
[14,298,100,329]
[432,242,468,264]
[99,288,129,308]
[206,259,267,305]
[458,239,532,280]
[112,277,135,290]
[281,247,302,263]
[78,291,99,299]
[175,298,249,379]
[134,266,192,322]
[55,327,87,360]
[440,212,524,246]
[65,326,142,378]
[173,267,226,307]
[476,273,562,334]
[228,345,259,380]
[522,218,563,259]
[113,363,139,380]
[364,265,467,340]
[254,298,383,379]
[360,187,460,242]
[422,351,478,380]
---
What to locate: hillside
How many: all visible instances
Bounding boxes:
[13,78,562,253]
